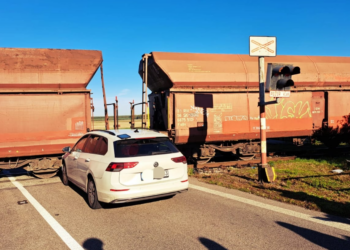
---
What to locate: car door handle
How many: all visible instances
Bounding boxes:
[85,158,90,162]
[74,156,78,160]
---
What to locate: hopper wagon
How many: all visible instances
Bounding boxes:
[0,48,103,178]
[138,52,350,163]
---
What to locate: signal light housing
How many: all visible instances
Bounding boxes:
[266,63,300,91]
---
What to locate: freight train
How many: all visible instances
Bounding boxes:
[137,52,350,163]
[0,48,104,178]
[2,49,349,177]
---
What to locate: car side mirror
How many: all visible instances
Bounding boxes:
[62,146,71,153]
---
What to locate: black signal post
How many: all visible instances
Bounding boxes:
[267,64,300,91]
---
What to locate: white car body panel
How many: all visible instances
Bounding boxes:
[63,129,189,205]
[66,151,79,180]
[117,152,185,186]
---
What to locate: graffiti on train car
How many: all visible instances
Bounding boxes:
[266,99,312,119]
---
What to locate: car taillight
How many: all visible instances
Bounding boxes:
[171,156,187,164]
[106,162,138,172]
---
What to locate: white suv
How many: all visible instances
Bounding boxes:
[61,129,188,209]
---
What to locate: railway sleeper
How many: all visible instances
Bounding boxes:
[195,165,248,174]
[191,156,296,174]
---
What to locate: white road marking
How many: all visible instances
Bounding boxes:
[8,177,83,250]
[190,183,350,233]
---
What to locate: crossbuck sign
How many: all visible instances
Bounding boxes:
[249,36,276,57]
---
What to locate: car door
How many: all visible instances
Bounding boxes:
[76,134,101,188]
[66,135,89,184]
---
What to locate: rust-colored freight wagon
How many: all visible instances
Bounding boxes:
[0,48,102,178]
[139,52,350,162]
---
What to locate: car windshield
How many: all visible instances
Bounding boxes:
[114,137,179,157]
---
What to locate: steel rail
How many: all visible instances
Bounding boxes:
[188,156,296,169]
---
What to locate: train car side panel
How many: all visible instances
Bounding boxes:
[263,92,313,133]
[311,92,325,130]
[0,48,102,90]
[172,92,315,144]
[174,93,251,144]
[328,91,350,128]
[0,93,90,158]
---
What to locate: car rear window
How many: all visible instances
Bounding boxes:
[114,137,179,158]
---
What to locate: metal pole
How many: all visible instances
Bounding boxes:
[142,57,145,128]
[90,98,95,130]
[113,103,116,130]
[100,63,109,130]
[259,56,267,180]
[144,56,148,129]
[130,101,135,129]
[131,105,135,129]
[115,96,119,129]
[141,54,151,129]
[142,55,149,129]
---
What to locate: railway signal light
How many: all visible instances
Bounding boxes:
[266,63,300,91]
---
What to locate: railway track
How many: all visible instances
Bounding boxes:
[189,144,350,174]
[188,156,297,174]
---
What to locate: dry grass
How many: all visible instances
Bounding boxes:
[191,157,350,218]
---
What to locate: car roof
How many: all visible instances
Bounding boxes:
[87,129,168,140]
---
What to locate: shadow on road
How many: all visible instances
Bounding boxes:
[276,221,350,249]
[312,213,350,225]
[102,195,175,209]
[83,238,104,250]
[0,168,32,178]
[66,181,90,205]
[198,237,228,250]
[260,187,350,219]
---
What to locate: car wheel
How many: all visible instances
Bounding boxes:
[62,163,69,186]
[87,178,102,209]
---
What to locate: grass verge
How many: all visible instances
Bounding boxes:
[190,157,350,218]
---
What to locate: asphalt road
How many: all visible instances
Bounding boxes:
[1,171,349,250]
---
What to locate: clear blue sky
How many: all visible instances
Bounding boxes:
[1,0,349,116]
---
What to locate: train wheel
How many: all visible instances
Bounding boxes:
[32,169,59,179]
[239,154,255,161]
[196,158,212,164]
